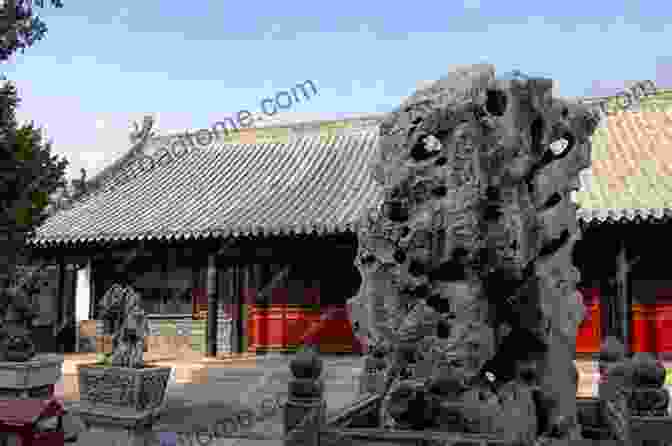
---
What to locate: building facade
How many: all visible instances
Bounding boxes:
[28,90,672,356]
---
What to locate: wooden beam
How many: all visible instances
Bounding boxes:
[216,238,238,256]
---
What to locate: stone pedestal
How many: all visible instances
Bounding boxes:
[285,347,326,446]
[73,402,160,446]
[0,354,64,446]
[0,354,63,398]
[75,365,171,445]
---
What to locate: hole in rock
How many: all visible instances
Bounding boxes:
[481,328,547,384]
[401,226,411,237]
[410,136,438,162]
[437,320,451,338]
[538,229,570,258]
[452,246,469,261]
[428,260,468,281]
[360,254,377,265]
[551,131,575,159]
[483,266,525,310]
[386,201,409,222]
[413,284,430,299]
[542,192,563,209]
[483,205,503,221]
[432,186,448,197]
[393,249,407,264]
[485,186,500,201]
[408,260,426,277]
[435,156,448,166]
[434,129,453,140]
[561,107,569,119]
[485,89,508,116]
[549,138,569,156]
[427,294,452,314]
[530,117,545,155]
[538,149,555,167]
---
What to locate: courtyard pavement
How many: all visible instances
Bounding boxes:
[66,355,364,445]
[57,355,638,445]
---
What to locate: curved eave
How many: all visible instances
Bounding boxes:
[27,221,364,248]
[578,207,672,226]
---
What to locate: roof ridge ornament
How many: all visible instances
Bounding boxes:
[129,115,158,150]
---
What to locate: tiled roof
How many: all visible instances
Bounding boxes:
[31,120,384,246]
[574,89,672,224]
[30,91,672,246]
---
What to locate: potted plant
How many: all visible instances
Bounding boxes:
[0,266,64,399]
[77,283,171,413]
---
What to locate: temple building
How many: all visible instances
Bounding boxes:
[27,89,672,358]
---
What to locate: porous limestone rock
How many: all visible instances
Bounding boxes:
[348,63,599,445]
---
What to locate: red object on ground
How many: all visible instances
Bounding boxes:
[576,288,601,353]
[0,398,65,446]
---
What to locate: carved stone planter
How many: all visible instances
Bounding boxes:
[74,364,171,446]
[0,354,63,399]
[78,364,171,411]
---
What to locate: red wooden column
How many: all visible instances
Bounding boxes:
[576,288,601,353]
[616,239,631,354]
[655,289,672,356]
[206,253,217,357]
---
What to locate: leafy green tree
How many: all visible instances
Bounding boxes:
[0,0,64,62]
[0,1,67,360]
[0,81,68,359]
[0,81,67,280]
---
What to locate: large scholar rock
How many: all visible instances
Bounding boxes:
[348,64,599,445]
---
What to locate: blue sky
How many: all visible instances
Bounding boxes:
[3,0,671,179]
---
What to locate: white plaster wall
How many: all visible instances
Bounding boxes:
[75,262,91,322]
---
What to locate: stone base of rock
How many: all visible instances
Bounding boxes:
[73,402,161,446]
